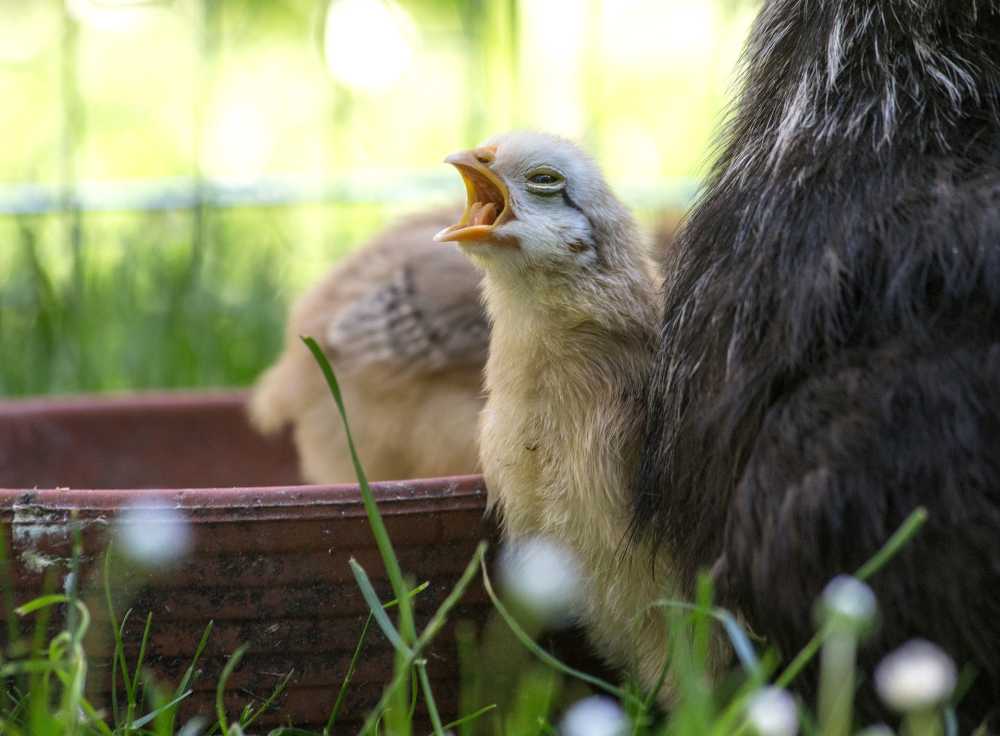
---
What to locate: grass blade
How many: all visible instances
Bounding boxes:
[130,689,193,729]
[302,336,417,645]
[325,582,429,735]
[441,703,497,732]
[413,543,487,650]
[76,694,115,736]
[176,620,214,697]
[15,594,71,616]
[647,600,762,678]
[238,669,294,732]
[479,555,635,706]
[158,620,214,733]
[776,506,928,689]
[103,542,135,726]
[415,659,445,736]
[358,545,490,735]
[304,338,495,734]
[325,613,372,734]
[349,558,412,657]
[854,506,928,580]
[215,645,249,734]
[127,610,154,725]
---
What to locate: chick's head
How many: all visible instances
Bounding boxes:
[434,131,639,280]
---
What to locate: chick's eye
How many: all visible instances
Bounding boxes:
[526,169,566,194]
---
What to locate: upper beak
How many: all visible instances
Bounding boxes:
[434,147,513,244]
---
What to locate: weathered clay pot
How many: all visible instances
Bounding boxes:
[0,391,496,730]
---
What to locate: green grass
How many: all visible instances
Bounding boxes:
[1,212,273,395]
[0,203,397,397]
[0,201,685,399]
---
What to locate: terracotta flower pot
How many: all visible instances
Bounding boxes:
[0,391,496,730]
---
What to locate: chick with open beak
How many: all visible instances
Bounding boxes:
[436,131,654,279]
[437,131,695,702]
[433,146,513,244]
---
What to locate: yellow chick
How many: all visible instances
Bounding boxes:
[435,132,684,695]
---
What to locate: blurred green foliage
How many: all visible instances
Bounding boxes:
[0,0,753,397]
[0,204,390,395]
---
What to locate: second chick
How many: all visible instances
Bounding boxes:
[249,208,488,483]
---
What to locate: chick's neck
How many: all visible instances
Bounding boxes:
[478,243,659,448]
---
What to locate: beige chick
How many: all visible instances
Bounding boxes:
[434,132,684,696]
[249,208,488,483]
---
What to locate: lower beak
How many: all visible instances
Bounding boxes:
[434,149,513,244]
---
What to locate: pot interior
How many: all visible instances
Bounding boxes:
[0,390,300,489]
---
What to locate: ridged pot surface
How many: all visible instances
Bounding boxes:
[0,391,496,730]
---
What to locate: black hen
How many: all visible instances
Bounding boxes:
[635,0,1000,727]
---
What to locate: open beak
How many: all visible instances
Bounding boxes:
[434,147,513,244]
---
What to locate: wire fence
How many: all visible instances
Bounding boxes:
[0,0,704,397]
[1,0,702,217]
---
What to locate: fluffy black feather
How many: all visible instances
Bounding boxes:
[635,0,1000,726]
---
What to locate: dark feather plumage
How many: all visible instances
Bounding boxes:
[634,0,1000,726]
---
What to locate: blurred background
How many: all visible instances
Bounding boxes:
[0,0,754,397]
